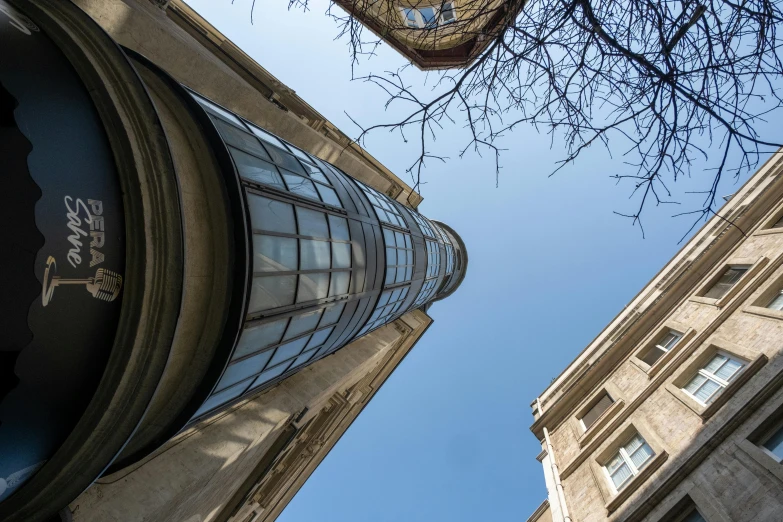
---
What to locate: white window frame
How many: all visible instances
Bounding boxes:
[682,351,745,406]
[602,434,655,493]
[400,2,456,29]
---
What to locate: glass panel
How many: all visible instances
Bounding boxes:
[235,319,287,359]
[714,358,743,381]
[283,173,319,200]
[247,124,288,149]
[286,144,316,165]
[628,442,654,469]
[308,169,330,184]
[383,228,395,245]
[386,248,398,265]
[581,394,613,429]
[320,302,345,326]
[307,326,334,349]
[657,331,681,350]
[404,8,418,27]
[385,268,396,286]
[704,267,748,299]
[298,272,329,302]
[419,7,436,24]
[249,364,288,389]
[316,185,342,207]
[609,462,632,490]
[213,118,269,159]
[230,147,284,189]
[296,207,329,238]
[300,240,330,270]
[193,95,245,127]
[284,309,323,340]
[265,145,307,175]
[767,292,783,310]
[605,453,625,474]
[194,383,248,418]
[684,373,708,395]
[441,2,456,21]
[249,275,297,312]
[763,425,783,461]
[329,271,350,296]
[704,354,728,374]
[247,195,296,234]
[332,243,351,268]
[269,337,310,367]
[289,350,316,369]
[640,346,666,366]
[218,350,274,391]
[253,235,298,272]
[623,435,644,454]
[694,378,722,404]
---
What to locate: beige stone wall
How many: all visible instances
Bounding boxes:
[530,153,783,522]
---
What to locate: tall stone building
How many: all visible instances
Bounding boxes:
[0,1,467,521]
[526,152,783,522]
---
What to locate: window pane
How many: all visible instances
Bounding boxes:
[298,272,329,302]
[265,145,307,175]
[213,119,269,159]
[296,207,329,238]
[441,2,456,21]
[247,124,287,149]
[194,383,247,418]
[329,271,350,296]
[714,357,743,381]
[332,243,351,269]
[320,302,345,326]
[316,185,342,207]
[235,319,287,359]
[270,337,310,367]
[284,309,323,340]
[249,275,296,312]
[300,240,330,270]
[218,350,274,391]
[763,425,783,461]
[309,170,330,184]
[704,354,727,374]
[767,292,783,310]
[283,173,319,200]
[704,267,748,299]
[307,326,334,349]
[624,434,644,454]
[685,373,708,395]
[193,95,245,127]
[385,268,396,286]
[386,248,398,265]
[249,364,288,389]
[247,195,296,234]
[328,216,350,241]
[657,331,681,350]
[253,235,297,272]
[230,147,284,189]
[682,509,707,522]
[289,349,316,369]
[640,346,666,366]
[694,377,722,404]
[581,393,613,429]
[628,442,654,469]
[605,453,625,474]
[610,462,632,489]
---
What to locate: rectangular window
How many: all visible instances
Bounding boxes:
[767,289,783,311]
[580,393,614,430]
[683,352,745,405]
[761,424,783,462]
[383,227,414,286]
[604,434,655,491]
[703,266,749,299]
[440,2,456,23]
[639,330,683,366]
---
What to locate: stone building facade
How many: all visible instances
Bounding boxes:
[526,152,783,522]
[0,1,466,521]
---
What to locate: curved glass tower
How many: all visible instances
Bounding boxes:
[0,2,466,520]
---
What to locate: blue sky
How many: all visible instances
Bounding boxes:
[183,2,778,520]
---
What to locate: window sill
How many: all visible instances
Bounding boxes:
[743,305,783,322]
[578,399,625,448]
[689,295,720,307]
[666,354,768,420]
[605,451,669,514]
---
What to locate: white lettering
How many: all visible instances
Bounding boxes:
[64,196,92,268]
